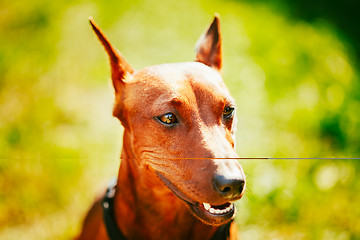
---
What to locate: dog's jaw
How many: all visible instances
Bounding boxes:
[155,170,237,226]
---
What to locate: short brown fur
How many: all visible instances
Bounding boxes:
[76,16,245,240]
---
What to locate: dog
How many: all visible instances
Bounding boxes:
[76,15,246,240]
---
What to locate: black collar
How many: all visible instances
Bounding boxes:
[102,179,232,240]
[103,179,127,240]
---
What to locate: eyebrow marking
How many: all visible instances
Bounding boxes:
[170,98,184,107]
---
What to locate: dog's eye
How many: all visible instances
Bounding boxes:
[157,113,178,125]
[223,106,235,118]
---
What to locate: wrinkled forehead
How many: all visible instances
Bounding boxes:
[126,62,231,102]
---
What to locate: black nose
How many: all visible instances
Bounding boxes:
[213,174,245,200]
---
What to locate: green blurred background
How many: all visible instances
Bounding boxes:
[1,0,359,239]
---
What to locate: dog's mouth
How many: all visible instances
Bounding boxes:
[189,201,235,226]
[202,202,234,215]
[155,171,235,226]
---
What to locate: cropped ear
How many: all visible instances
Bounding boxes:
[195,15,222,71]
[89,17,134,93]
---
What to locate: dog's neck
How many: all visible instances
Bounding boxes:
[113,130,219,240]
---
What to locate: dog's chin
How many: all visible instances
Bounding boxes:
[155,171,236,226]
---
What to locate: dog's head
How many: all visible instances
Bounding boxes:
[90,15,245,226]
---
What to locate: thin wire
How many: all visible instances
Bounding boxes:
[1,157,359,160]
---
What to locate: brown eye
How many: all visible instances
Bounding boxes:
[157,113,178,125]
[223,106,235,118]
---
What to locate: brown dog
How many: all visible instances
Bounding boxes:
[76,15,246,240]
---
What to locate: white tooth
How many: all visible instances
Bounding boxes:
[203,203,211,210]
[203,203,234,214]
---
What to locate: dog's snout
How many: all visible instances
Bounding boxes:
[213,174,245,201]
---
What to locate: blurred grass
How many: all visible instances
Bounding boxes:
[0,0,359,239]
